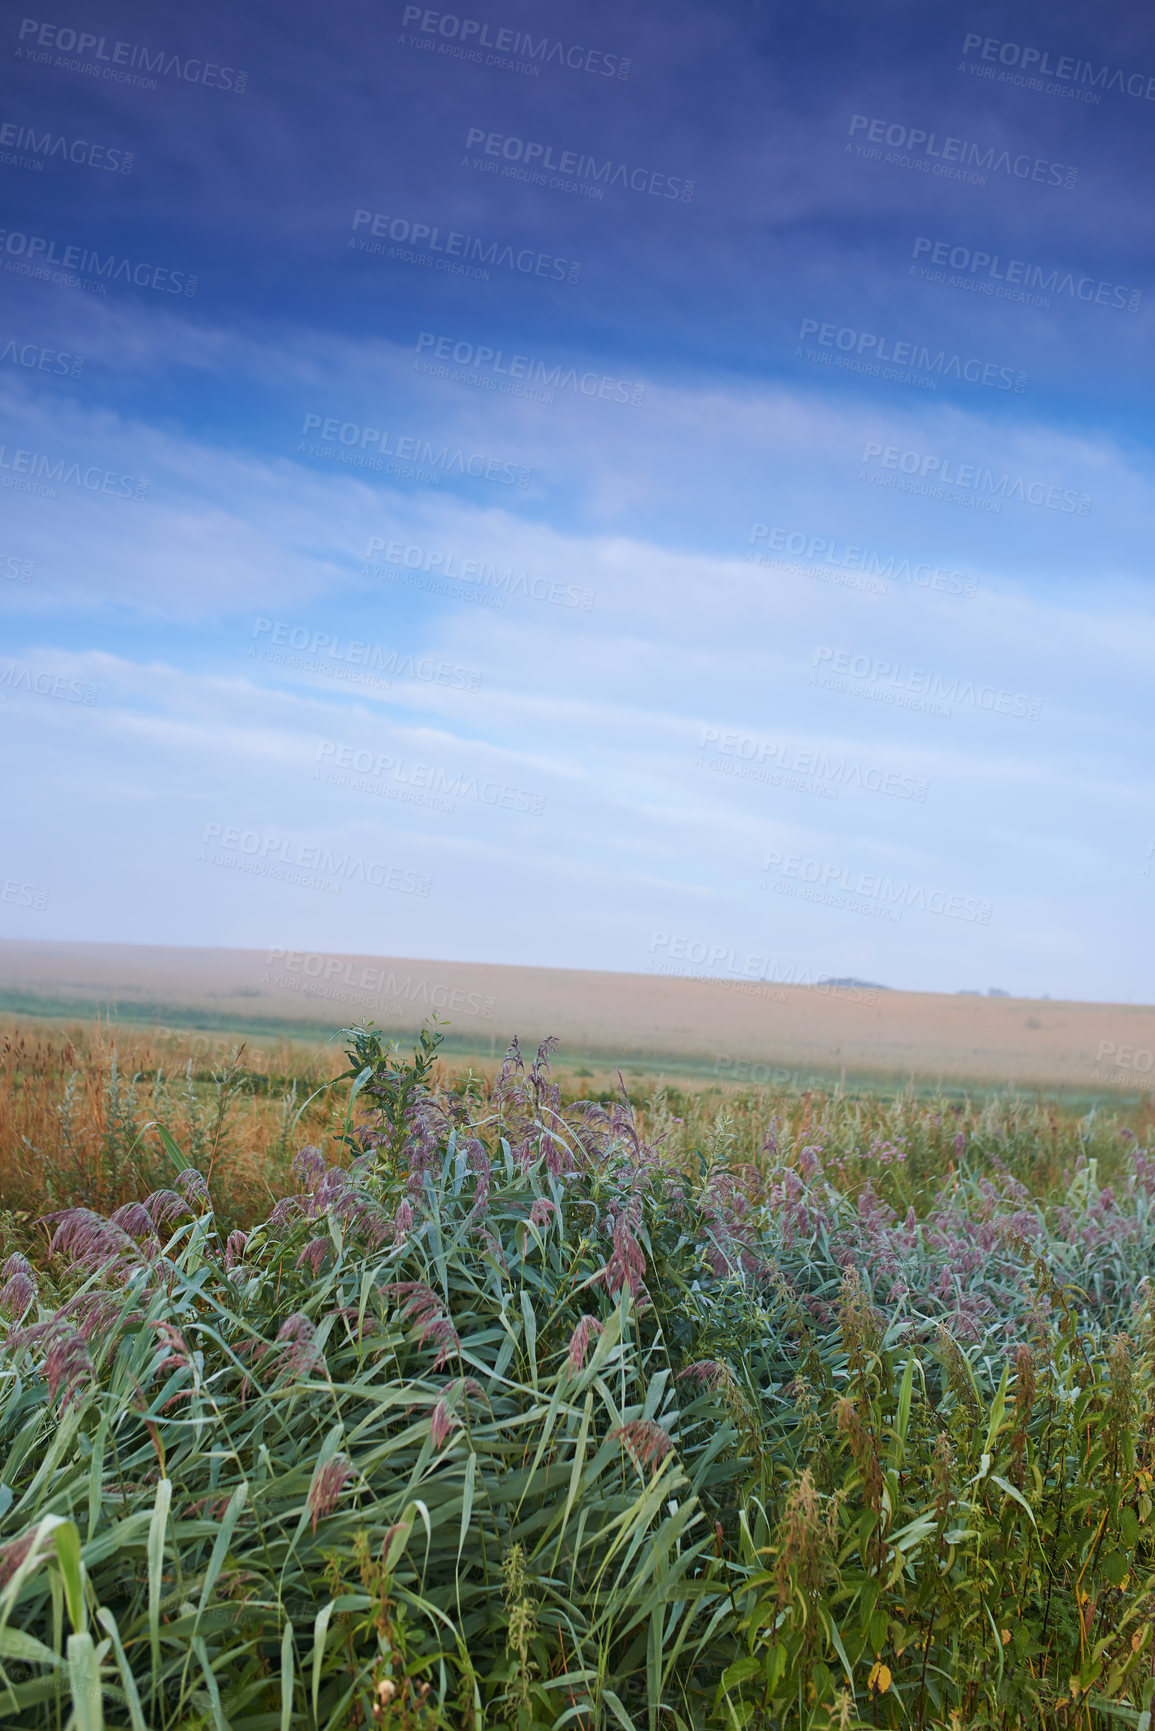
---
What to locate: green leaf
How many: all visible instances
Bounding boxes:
[988,1475,1038,1530]
[95,1608,146,1731]
[66,1631,104,1731]
[196,1480,247,1625]
[52,1522,85,1635]
[311,1601,336,1721]
[147,1477,172,1695]
[0,1626,64,1669]
[982,1363,1010,1455]
[893,1351,915,1463]
[280,1620,295,1731]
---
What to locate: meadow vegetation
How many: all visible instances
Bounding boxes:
[0,1017,1154,1727]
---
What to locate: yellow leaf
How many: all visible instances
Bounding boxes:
[867,1660,892,1695]
[1000,1629,1011,1646]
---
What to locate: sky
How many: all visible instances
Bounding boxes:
[0,0,1153,1002]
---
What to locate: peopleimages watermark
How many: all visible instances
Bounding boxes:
[199,824,431,897]
[797,318,1026,393]
[859,441,1093,517]
[364,538,596,612]
[1,876,48,909]
[298,414,531,490]
[0,446,148,503]
[400,8,630,80]
[748,525,977,600]
[846,114,1077,189]
[14,19,247,92]
[0,335,84,377]
[959,33,1155,105]
[266,947,496,1019]
[0,226,197,295]
[695,726,929,803]
[715,1057,841,1090]
[811,647,1043,720]
[0,118,133,174]
[645,933,880,1004]
[760,852,993,926]
[462,126,694,203]
[0,551,35,582]
[250,619,482,694]
[910,238,1140,314]
[0,660,99,705]
[1091,1041,1155,1097]
[315,740,546,816]
[350,210,582,286]
[414,332,644,408]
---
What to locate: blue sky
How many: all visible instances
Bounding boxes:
[1,0,1153,1000]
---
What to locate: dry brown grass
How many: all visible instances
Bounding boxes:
[0,1020,348,1249]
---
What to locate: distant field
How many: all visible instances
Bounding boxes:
[1,937,1152,1100]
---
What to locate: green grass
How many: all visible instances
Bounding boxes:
[1,1022,1154,1727]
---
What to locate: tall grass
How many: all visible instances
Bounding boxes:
[0,1023,346,1249]
[0,1021,1153,1726]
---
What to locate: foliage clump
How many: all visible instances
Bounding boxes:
[0,1023,1154,1727]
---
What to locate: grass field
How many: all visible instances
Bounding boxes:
[1,1009,1154,1727]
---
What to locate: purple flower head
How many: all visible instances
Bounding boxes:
[67,1292,136,1343]
[468,1163,491,1222]
[267,1196,305,1231]
[677,1359,730,1393]
[383,1280,460,1369]
[310,1166,353,1219]
[464,1137,489,1175]
[446,1374,486,1405]
[596,1216,647,1299]
[430,1399,460,1451]
[953,1132,966,1159]
[109,1202,157,1240]
[274,1313,323,1377]
[474,1223,509,1272]
[224,1230,248,1271]
[495,1036,526,1107]
[296,1237,333,1278]
[44,1328,93,1409]
[535,1035,560,1070]
[150,1321,192,1373]
[612,1419,673,1475]
[566,1314,604,1373]
[0,1530,41,1590]
[144,1189,187,1228]
[308,1454,355,1532]
[0,1254,37,1320]
[539,1128,573,1178]
[403,1100,450,1195]
[293,1146,327,1190]
[392,1199,414,1243]
[175,1169,211,1211]
[528,1198,558,1230]
[45,1208,138,1274]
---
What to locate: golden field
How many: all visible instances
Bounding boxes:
[1,935,1152,1094]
